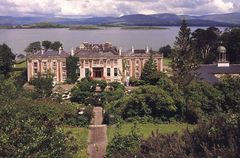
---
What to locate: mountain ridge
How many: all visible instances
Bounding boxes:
[0,12,240,26]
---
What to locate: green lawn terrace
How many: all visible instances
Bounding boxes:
[107,122,194,142]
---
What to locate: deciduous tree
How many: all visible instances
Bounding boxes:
[221,28,240,64]
[30,72,53,98]
[159,45,172,58]
[24,41,41,54]
[42,40,52,50]
[192,27,221,63]
[50,41,63,51]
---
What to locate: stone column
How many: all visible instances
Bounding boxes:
[131,59,135,78]
[139,59,143,76]
[159,58,163,72]
[58,60,62,82]
[27,59,32,82]
[38,60,42,73]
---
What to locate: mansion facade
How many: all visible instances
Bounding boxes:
[27,42,163,83]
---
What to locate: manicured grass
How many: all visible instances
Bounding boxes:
[14,61,26,69]
[163,57,171,67]
[108,123,194,142]
[62,126,89,158]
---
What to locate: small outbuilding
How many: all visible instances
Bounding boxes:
[195,46,240,84]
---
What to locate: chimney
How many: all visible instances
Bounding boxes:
[41,47,45,55]
[131,46,134,53]
[119,48,122,56]
[59,46,63,55]
[146,46,149,53]
[71,48,75,56]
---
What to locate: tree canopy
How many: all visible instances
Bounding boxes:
[50,41,63,51]
[221,28,240,64]
[192,27,221,63]
[42,40,52,50]
[171,20,198,86]
[30,72,54,98]
[66,56,79,84]
[25,41,63,53]
[24,41,41,53]
[140,55,159,85]
[159,45,172,58]
[0,44,15,78]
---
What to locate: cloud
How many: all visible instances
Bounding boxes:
[0,0,238,17]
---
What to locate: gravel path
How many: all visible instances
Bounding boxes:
[88,107,107,158]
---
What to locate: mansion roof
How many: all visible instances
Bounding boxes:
[27,50,69,59]
[27,42,163,59]
[124,49,161,58]
[196,64,240,84]
[74,50,120,59]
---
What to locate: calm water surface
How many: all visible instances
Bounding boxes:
[0,27,225,54]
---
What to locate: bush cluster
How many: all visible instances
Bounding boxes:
[0,101,79,157]
[105,75,240,124]
[107,115,240,158]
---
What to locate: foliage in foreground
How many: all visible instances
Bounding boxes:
[0,104,78,157]
[108,115,240,158]
[29,72,54,98]
[105,75,240,124]
[106,122,141,158]
[0,43,15,78]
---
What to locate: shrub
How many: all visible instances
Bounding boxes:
[95,80,107,91]
[129,77,145,86]
[106,123,141,158]
[10,98,92,127]
[29,72,54,98]
[106,85,180,122]
[217,76,240,113]
[0,104,78,157]
[184,80,224,123]
[108,81,124,90]
[125,115,240,158]
[0,79,18,103]
[133,86,176,121]
[70,78,96,104]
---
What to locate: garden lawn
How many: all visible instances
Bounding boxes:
[62,126,89,158]
[107,123,194,142]
[163,58,171,67]
[14,60,26,69]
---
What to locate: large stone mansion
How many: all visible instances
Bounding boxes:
[27,42,164,84]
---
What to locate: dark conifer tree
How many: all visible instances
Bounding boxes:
[66,55,79,83]
[140,54,159,84]
[171,20,198,86]
[0,44,15,78]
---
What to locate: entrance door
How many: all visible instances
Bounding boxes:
[93,68,104,78]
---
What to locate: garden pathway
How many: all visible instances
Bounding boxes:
[87,107,107,158]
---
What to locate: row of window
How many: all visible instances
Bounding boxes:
[126,59,159,66]
[83,68,118,77]
[33,61,66,77]
[107,68,118,77]
[33,61,66,68]
[84,59,118,66]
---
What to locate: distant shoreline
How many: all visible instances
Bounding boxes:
[121,26,169,30]
[0,21,234,30]
[68,25,102,30]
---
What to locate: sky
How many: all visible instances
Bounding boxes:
[0,0,239,17]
